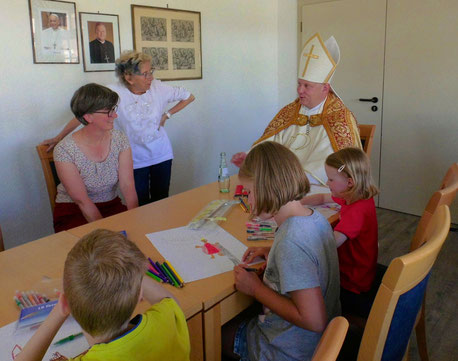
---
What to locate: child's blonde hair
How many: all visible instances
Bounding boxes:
[239,141,310,216]
[63,229,148,339]
[326,147,379,203]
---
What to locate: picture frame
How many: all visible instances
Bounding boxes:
[79,12,121,72]
[131,5,202,81]
[28,0,79,64]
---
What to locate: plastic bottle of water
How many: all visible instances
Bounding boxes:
[218,152,230,193]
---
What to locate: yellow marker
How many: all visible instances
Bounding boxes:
[165,260,185,286]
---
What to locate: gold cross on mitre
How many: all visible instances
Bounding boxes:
[301,45,319,77]
[298,33,338,83]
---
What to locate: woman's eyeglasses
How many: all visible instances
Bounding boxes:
[93,105,118,117]
[135,68,155,79]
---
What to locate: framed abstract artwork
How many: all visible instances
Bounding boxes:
[131,5,202,80]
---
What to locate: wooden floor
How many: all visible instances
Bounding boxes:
[376,208,458,361]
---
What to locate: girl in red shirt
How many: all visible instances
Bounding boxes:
[301,147,379,318]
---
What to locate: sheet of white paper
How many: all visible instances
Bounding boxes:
[146,224,254,283]
[0,316,88,360]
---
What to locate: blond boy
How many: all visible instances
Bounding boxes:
[16,229,190,361]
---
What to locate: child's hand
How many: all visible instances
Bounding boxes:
[242,247,270,263]
[234,265,262,297]
[231,152,247,167]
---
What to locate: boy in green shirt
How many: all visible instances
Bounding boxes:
[15,229,190,361]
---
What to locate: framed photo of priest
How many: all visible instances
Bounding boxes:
[28,0,79,64]
[79,12,121,72]
[131,5,202,80]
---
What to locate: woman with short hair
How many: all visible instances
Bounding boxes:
[42,51,195,205]
[53,83,137,232]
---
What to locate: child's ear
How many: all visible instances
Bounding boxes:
[138,285,144,303]
[347,177,355,188]
[60,293,71,316]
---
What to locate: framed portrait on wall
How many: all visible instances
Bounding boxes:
[79,12,121,72]
[28,0,79,64]
[131,5,202,80]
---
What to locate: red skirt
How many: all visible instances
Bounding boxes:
[53,197,127,232]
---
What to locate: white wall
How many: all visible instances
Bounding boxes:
[0,0,298,248]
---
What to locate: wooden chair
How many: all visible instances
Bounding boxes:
[357,205,450,361]
[36,145,60,212]
[407,162,457,361]
[411,162,458,251]
[312,317,349,361]
[358,124,376,157]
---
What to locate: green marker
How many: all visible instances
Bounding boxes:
[53,332,84,345]
[161,263,180,288]
[146,270,162,283]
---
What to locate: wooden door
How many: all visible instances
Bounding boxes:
[381,0,458,222]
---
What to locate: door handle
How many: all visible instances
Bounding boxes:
[359,97,378,103]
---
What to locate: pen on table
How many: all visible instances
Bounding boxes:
[14,296,24,309]
[30,291,41,305]
[155,261,170,283]
[148,266,168,283]
[164,260,184,287]
[160,263,180,288]
[240,198,249,212]
[146,270,163,283]
[26,292,37,306]
[19,292,32,307]
[53,332,84,346]
[151,262,169,283]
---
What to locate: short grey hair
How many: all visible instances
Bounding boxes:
[115,51,152,86]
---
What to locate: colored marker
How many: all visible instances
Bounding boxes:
[26,292,37,306]
[163,261,183,287]
[165,260,185,286]
[53,332,84,346]
[146,270,163,283]
[30,291,41,305]
[162,262,181,287]
[147,266,168,283]
[160,263,179,288]
[240,198,249,212]
[14,296,24,309]
[150,262,168,283]
[155,262,170,283]
[19,292,32,307]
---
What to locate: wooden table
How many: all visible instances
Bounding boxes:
[65,177,338,361]
[1,177,337,361]
[0,232,203,361]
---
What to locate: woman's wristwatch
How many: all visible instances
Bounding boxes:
[164,111,172,119]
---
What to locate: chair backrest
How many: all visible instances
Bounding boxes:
[357,205,450,361]
[358,124,376,157]
[312,316,349,361]
[410,162,458,250]
[36,145,60,212]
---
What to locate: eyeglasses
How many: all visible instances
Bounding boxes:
[134,68,155,79]
[93,105,118,117]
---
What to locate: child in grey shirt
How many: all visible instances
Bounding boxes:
[224,141,340,361]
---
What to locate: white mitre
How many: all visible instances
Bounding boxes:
[298,33,340,83]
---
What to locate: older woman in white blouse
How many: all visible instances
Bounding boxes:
[53,83,137,232]
[43,51,195,206]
